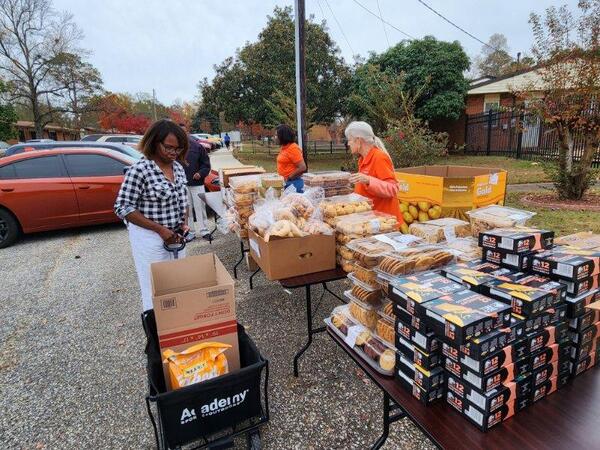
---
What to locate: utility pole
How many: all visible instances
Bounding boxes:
[294,0,308,168]
[152,88,157,121]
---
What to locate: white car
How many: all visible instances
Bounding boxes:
[82,134,142,144]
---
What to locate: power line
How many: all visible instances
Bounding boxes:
[351,0,415,40]
[376,0,390,48]
[315,0,326,21]
[324,0,355,56]
[415,0,509,56]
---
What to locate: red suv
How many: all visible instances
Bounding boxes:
[0,147,137,248]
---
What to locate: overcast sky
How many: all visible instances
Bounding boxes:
[52,0,578,105]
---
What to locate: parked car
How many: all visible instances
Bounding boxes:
[5,141,143,159]
[204,170,221,192]
[26,139,55,143]
[81,134,142,143]
[189,134,214,151]
[191,133,222,149]
[0,148,137,248]
[0,141,9,157]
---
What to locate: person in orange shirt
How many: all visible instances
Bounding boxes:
[275,124,307,192]
[345,121,403,224]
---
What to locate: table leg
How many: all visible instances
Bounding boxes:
[371,392,406,450]
[249,267,261,290]
[233,240,246,279]
[322,282,344,303]
[293,284,326,377]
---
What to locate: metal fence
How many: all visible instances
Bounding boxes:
[237,138,348,155]
[464,110,600,167]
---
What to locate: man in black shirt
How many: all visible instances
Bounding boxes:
[180,123,211,241]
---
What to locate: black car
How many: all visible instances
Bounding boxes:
[4,141,143,159]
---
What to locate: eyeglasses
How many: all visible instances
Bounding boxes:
[160,142,184,154]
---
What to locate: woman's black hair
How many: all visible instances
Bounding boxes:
[140,119,189,162]
[276,124,296,145]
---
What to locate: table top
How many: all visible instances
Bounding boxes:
[198,191,227,218]
[328,328,600,450]
[279,267,348,289]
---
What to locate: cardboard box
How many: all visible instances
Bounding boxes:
[512,310,553,334]
[389,271,464,317]
[514,274,566,305]
[481,248,534,271]
[423,290,512,345]
[441,261,515,293]
[219,166,265,188]
[461,345,531,376]
[531,376,558,403]
[395,333,441,370]
[530,246,600,281]
[570,350,598,376]
[151,253,239,390]
[483,279,554,317]
[532,361,559,388]
[248,229,335,280]
[395,165,508,221]
[396,352,445,391]
[562,274,599,297]
[569,310,600,331]
[530,344,561,371]
[395,367,445,405]
[525,323,570,354]
[478,228,554,254]
[395,318,440,353]
[447,374,512,415]
[457,315,526,360]
[568,336,598,362]
[394,304,432,333]
[569,322,600,346]
[461,362,530,393]
[566,288,600,318]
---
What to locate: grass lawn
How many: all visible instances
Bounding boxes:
[505,191,600,236]
[237,152,551,185]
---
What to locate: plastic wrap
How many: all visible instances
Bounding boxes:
[345,294,381,329]
[408,218,471,244]
[349,263,380,288]
[346,232,424,268]
[349,277,382,304]
[375,245,456,277]
[375,313,395,345]
[228,174,261,193]
[446,237,482,262]
[319,193,373,218]
[260,173,285,188]
[334,211,398,238]
[336,254,355,273]
[303,171,351,187]
[466,205,535,237]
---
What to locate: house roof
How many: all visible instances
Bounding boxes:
[15,121,78,132]
[468,66,544,95]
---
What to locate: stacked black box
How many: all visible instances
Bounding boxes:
[478,228,554,271]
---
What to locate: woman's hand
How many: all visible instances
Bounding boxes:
[349,173,370,185]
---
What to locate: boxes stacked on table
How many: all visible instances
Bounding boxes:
[225,174,261,239]
[527,245,600,378]
[302,171,353,197]
[332,211,398,272]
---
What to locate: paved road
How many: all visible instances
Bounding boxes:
[0,223,435,450]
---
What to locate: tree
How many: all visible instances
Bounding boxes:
[97,93,132,131]
[354,36,470,123]
[517,0,600,200]
[263,87,316,129]
[475,33,514,77]
[0,0,84,135]
[199,6,351,126]
[48,52,103,128]
[0,78,16,140]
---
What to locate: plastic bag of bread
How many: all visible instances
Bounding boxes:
[229,174,261,194]
[334,211,398,238]
[264,220,307,241]
[346,232,424,268]
[349,263,380,288]
[446,237,482,262]
[554,232,600,250]
[408,218,471,243]
[349,282,382,305]
[301,219,333,235]
[346,297,380,329]
[375,245,455,277]
[162,342,231,389]
[466,205,535,237]
[260,173,284,189]
[337,244,354,260]
[319,193,373,218]
[336,254,355,273]
[303,171,352,187]
[376,313,395,345]
[280,185,325,220]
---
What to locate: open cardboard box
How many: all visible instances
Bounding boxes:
[395,165,507,220]
[151,253,239,391]
[219,166,265,188]
[248,229,336,280]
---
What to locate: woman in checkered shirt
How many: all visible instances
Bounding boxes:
[115,119,190,312]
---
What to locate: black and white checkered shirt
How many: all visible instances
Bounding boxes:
[114,159,188,230]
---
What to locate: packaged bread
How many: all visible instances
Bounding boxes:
[446,237,482,262]
[347,297,380,329]
[320,193,373,218]
[336,254,355,273]
[346,232,424,268]
[163,342,231,389]
[337,244,354,260]
[323,185,353,198]
[376,314,395,345]
[280,193,315,219]
[260,173,284,188]
[466,205,535,237]
[349,263,380,288]
[554,232,600,250]
[408,218,471,243]
[380,300,396,321]
[350,283,382,305]
[303,171,352,187]
[229,174,261,193]
[335,211,398,238]
[375,245,455,277]
[336,232,353,245]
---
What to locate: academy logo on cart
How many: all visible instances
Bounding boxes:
[180,408,197,425]
[200,389,250,417]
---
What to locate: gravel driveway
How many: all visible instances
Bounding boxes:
[0,223,436,449]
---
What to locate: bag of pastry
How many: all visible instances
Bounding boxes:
[162,342,232,390]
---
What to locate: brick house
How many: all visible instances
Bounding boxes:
[14,121,80,143]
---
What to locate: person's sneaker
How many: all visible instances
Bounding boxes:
[185,231,196,242]
[201,233,212,241]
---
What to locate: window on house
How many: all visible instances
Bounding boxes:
[18,129,25,142]
[48,131,57,140]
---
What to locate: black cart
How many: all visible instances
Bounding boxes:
[143,313,269,450]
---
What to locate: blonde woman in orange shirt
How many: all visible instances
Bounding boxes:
[345,121,403,223]
[275,124,307,192]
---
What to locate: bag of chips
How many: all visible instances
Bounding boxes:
[162,342,231,389]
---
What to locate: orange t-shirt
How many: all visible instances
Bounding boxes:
[277,143,304,179]
[354,147,402,223]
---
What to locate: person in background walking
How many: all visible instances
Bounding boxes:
[180,123,211,241]
[276,124,306,192]
[114,119,190,313]
[224,132,231,149]
[345,121,403,223]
